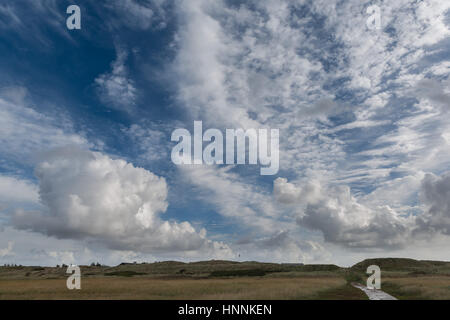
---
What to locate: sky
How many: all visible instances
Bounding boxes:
[0,0,449,267]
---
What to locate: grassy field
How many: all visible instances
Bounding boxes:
[0,276,364,300]
[0,258,449,300]
[382,277,450,300]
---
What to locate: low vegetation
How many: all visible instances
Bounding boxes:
[104,271,147,277]
[0,277,348,300]
[0,258,449,299]
[382,277,450,300]
[209,269,269,277]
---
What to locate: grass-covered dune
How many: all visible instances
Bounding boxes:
[351,258,450,273]
[0,260,342,280]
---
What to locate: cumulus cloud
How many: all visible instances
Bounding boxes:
[359,173,425,214]
[0,241,14,258]
[95,47,137,111]
[415,78,450,112]
[273,178,321,205]
[13,147,231,256]
[176,166,333,262]
[275,172,450,250]
[418,172,450,235]
[301,188,412,248]
[0,175,38,207]
[274,178,414,248]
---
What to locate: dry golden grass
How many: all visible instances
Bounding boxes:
[0,276,346,300]
[383,276,450,300]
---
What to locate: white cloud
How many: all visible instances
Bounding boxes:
[0,86,89,165]
[2,0,450,264]
[418,172,450,235]
[48,250,75,264]
[236,231,331,264]
[168,0,450,255]
[0,241,14,258]
[95,47,137,111]
[179,165,283,232]
[172,0,336,129]
[0,226,149,266]
[415,78,450,112]
[13,147,231,256]
[0,4,21,29]
[301,189,412,248]
[0,1,75,46]
[274,178,415,248]
[274,177,321,205]
[122,123,169,162]
[299,0,450,190]
[0,175,39,208]
[106,0,169,30]
[359,173,426,214]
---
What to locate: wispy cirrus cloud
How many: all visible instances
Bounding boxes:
[104,0,171,30]
[0,86,89,168]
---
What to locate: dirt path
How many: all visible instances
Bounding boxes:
[351,283,397,300]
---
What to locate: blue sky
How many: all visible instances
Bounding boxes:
[0,0,449,267]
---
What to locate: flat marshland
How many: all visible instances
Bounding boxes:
[0,258,449,300]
